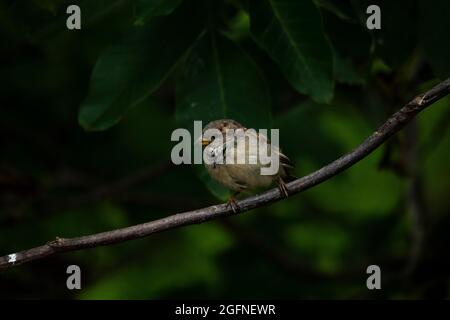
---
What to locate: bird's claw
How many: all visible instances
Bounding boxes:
[226,197,240,213]
[278,177,289,198]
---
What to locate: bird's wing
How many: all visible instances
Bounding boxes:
[249,129,295,170]
[219,128,295,171]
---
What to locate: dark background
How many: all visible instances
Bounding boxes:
[0,0,449,299]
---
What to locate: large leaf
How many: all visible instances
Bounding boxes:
[79,3,203,131]
[134,0,183,25]
[176,31,271,129]
[248,0,334,103]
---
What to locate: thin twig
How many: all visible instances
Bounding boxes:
[1,78,449,271]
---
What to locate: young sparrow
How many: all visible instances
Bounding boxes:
[201,119,295,212]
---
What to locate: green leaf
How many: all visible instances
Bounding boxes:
[176,31,271,128]
[419,0,450,79]
[79,4,203,131]
[134,0,183,25]
[248,0,334,103]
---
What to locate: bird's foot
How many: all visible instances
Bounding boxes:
[278,177,290,198]
[226,196,240,213]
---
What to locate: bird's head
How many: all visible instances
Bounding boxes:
[201,119,244,146]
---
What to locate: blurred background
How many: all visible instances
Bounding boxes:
[0,0,449,299]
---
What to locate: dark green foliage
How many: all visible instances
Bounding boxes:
[176,31,271,128]
[79,2,203,130]
[249,0,334,103]
[0,0,449,299]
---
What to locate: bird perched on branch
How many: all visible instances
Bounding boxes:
[201,119,295,212]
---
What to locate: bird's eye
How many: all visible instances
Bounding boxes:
[211,136,215,141]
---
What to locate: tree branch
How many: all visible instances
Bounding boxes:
[1,78,449,271]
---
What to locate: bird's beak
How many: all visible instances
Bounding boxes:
[201,138,211,146]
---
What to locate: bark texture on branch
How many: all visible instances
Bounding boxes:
[1,78,449,271]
